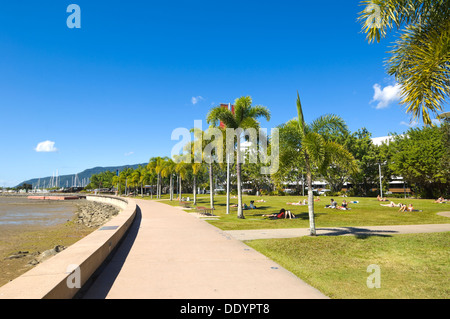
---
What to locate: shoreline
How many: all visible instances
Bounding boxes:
[0,197,120,288]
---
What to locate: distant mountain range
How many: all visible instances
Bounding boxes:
[16,163,147,188]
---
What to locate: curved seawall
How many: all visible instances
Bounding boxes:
[0,195,137,299]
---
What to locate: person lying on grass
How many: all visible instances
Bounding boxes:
[377,195,389,202]
[286,199,307,205]
[434,196,448,203]
[381,201,401,207]
[262,208,296,219]
[399,203,422,212]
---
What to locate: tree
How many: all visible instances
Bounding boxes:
[207,96,271,219]
[189,128,218,209]
[161,158,176,201]
[175,158,189,201]
[344,128,381,196]
[147,157,167,199]
[293,93,358,235]
[359,0,450,125]
[387,125,449,198]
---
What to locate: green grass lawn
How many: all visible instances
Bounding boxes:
[247,232,450,299]
[153,194,450,230]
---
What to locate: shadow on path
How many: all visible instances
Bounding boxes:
[317,227,397,239]
[78,206,142,299]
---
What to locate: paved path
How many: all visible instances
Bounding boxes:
[224,223,450,241]
[82,199,327,299]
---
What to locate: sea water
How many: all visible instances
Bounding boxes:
[0,196,77,226]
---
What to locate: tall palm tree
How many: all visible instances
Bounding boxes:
[207,96,271,219]
[191,162,202,205]
[147,157,167,199]
[131,168,142,196]
[358,0,450,125]
[174,158,189,201]
[294,93,358,235]
[189,128,216,210]
[161,158,176,201]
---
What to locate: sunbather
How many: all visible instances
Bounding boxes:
[263,208,286,219]
[377,195,389,202]
[263,209,296,219]
[287,199,306,205]
[434,196,448,203]
[381,201,401,207]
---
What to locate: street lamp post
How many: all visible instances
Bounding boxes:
[378,163,383,199]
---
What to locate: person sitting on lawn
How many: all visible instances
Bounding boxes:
[341,200,348,209]
[249,201,257,209]
[399,203,408,212]
[325,199,337,208]
[377,195,389,202]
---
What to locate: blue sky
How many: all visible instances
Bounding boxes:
[0,1,445,187]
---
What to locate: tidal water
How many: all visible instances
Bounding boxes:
[0,196,78,226]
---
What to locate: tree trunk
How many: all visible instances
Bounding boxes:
[236,138,244,219]
[179,175,182,201]
[157,174,160,199]
[305,155,316,236]
[209,163,214,209]
[193,175,197,205]
[169,174,173,201]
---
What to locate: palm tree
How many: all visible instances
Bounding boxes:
[147,157,167,199]
[207,96,271,219]
[161,158,176,201]
[294,93,358,235]
[174,157,189,201]
[119,168,133,196]
[189,128,216,210]
[358,0,450,125]
[131,168,142,196]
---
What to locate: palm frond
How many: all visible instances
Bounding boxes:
[303,132,326,169]
[388,17,450,125]
[309,114,348,136]
[206,106,238,128]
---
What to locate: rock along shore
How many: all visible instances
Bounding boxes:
[74,200,121,228]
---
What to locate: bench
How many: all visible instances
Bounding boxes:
[195,206,215,216]
[180,201,191,208]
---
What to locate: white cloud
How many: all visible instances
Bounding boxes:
[371,83,402,109]
[124,151,134,156]
[400,120,418,127]
[432,118,442,126]
[35,140,58,152]
[191,96,204,105]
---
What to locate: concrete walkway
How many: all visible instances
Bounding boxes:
[82,199,327,299]
[225,223,450,241]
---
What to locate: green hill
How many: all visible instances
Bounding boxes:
[16,163,147,189]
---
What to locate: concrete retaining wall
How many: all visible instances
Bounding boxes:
[0,195,137,299]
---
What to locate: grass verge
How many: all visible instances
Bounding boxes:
[247,232,450,299]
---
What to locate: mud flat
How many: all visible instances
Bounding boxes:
[0,197,120,287]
